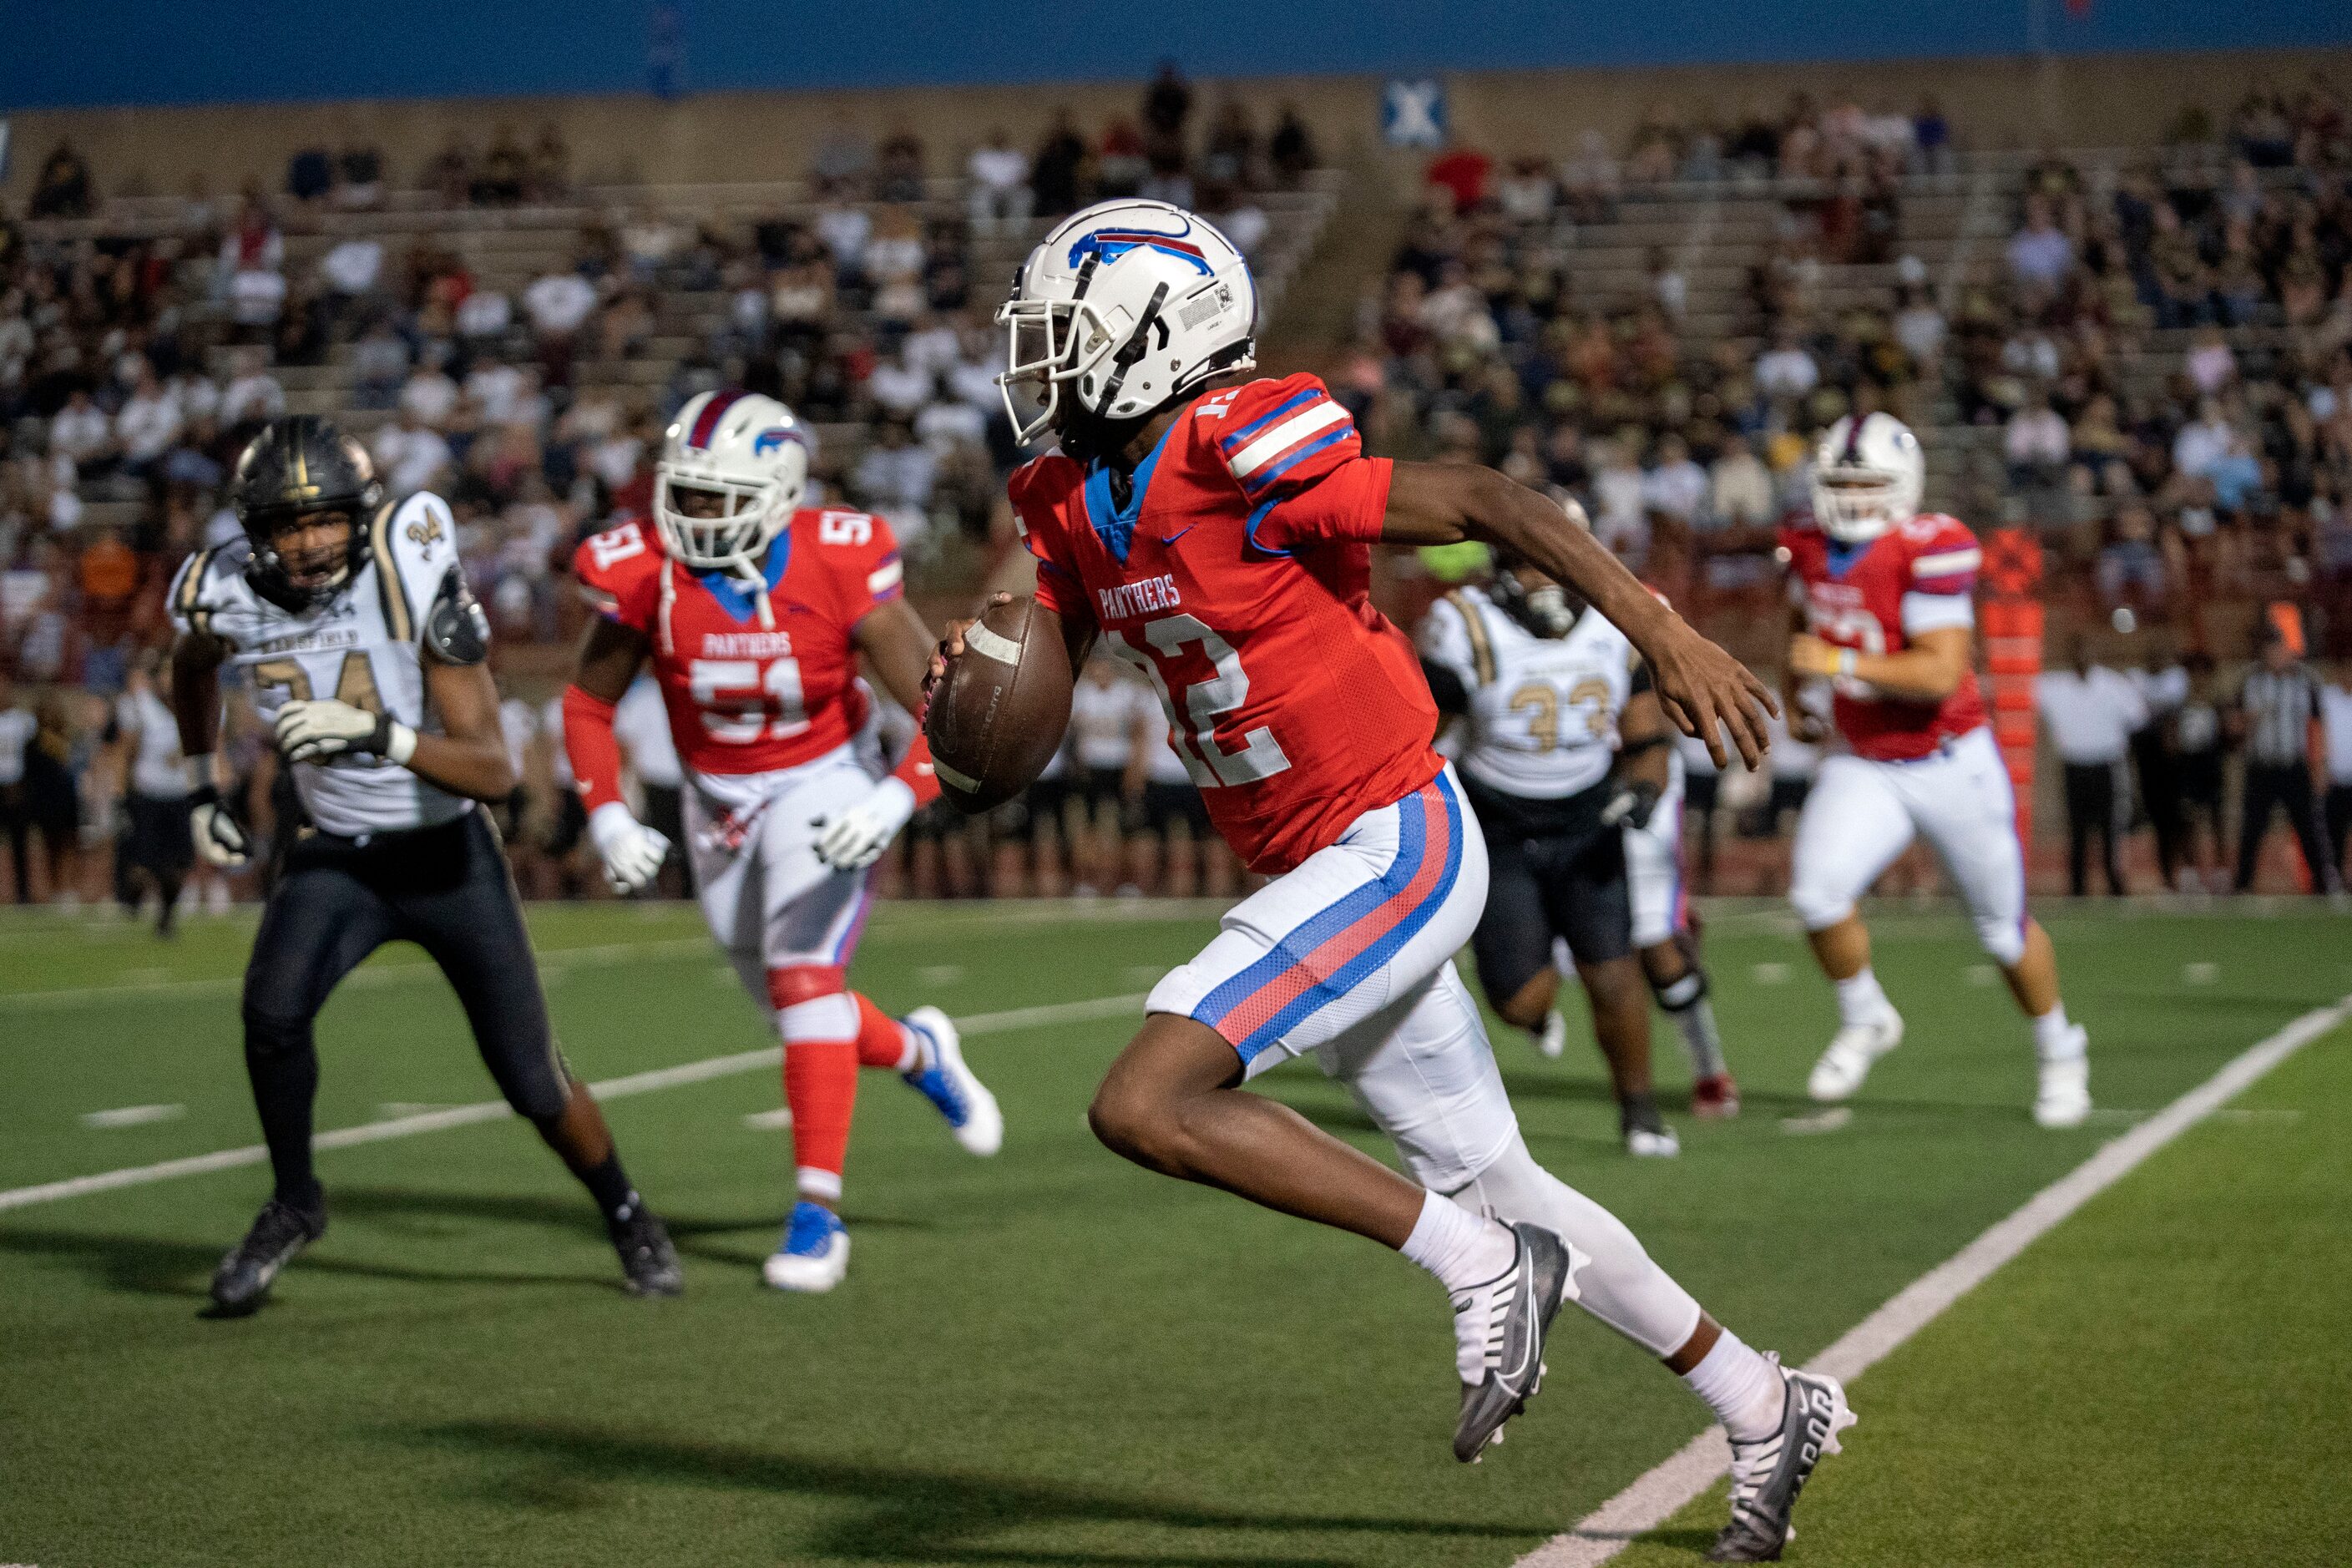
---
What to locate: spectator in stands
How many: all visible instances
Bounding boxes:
[373,405,454,498]
[336,140,386,209]
[2006,194,2074,296]
[524,260,599,382]
[876,124,927,204]
[350,320,412,410]
[1753,323,1819,402]
[50,391,114,480]
[29,144,95,220]
[1424,141,1493,217]
[1095,118,1149,200]
[113,362,183,482]
[425,138,474,206]
[529,122,572,201]
[456,283,513,340]
[477,126,530,205]
[1710,435,1778,529]
[851,417,937,546]
[812,114,875,197]
[2006,392,2071,493]
[967,129,1033,238]
[1200,100,1260,189]
[1031,110,1090,218]
[2037,639,2147,895]
[1642,432,1709,526]
[399,359,460,427]
[1142,60,1193,156]
[2096,498,2171,607]
[1270,104,1317,188]
[286,144,334,204]
[220,191,287,336]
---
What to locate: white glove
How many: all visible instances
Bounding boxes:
[189,788,250,870]
[276,699,412,766]
[589,801,671,895]
[812,776,918,872]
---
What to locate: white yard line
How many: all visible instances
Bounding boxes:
[0,991,1146,1213]
[1517,994,2350,1568]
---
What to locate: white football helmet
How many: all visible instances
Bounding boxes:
[1810,412,1925,544]
[654,390,813,576]
[997,199,1257,446]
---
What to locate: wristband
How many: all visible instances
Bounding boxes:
[384,721,417,766]
[1836,650,1858,679]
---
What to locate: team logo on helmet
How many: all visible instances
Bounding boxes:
[752,426,803,458]
[1066,220,1213,276]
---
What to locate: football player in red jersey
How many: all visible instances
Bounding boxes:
[1782,412,2088,1128]
[950,199,1844,1556]
[564,391,1002,1294]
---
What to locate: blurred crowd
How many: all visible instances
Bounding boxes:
[10,73,2352,908]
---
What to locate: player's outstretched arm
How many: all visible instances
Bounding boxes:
[1790,625,1970,701]
[1382,461,1777,767]
[853,599,943,716]
[168,630,251,868]
[561,616,670,894]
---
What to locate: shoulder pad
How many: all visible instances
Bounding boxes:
[423,563,491,665]
[373,493,459,644]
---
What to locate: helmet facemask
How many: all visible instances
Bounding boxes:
[653,465,788,579]
[1491,564,1581,639]
[1811,467,1914,544]
[250,508,364,610]
[997,292,1124,446]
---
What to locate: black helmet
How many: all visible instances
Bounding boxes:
[231,416,382,609]
[1487,549,1581,640]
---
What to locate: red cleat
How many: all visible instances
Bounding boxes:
[1692,1073,1742,1120]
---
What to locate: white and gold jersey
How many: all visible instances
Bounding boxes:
[168,493,468,837]
[1419,584,1638,802]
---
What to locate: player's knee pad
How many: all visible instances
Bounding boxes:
[1651,966,1707,1013]
[1974,912,2028,967]
[769,966,857,1042]
[1448,1136,1702,1358]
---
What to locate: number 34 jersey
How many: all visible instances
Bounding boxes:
[571,506,905,780]
[169,493,470,837]
[1012,372,1441,874]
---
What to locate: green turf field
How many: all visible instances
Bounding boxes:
[2,899,2346,1566]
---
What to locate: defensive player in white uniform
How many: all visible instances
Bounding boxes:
[1783,412,2090,1127]
[1419,558,1687,1156]
[167,417,681,1315]
[1623,733,1739,1116]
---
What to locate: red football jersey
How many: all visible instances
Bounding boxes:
[574,508,904,777]
[1781,513,1988,761]
[1012,372,1442,873]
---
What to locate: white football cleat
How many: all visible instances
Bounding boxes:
[762,1201,850,1293]
[2033,1039,2091,1129]
[1533,1010,1567,1060]
[1807,1009,1904,1102]
[901,1005,1004,1156]
[1625,1125,1682,1158]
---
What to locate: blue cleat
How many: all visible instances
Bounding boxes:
[762,1201,849,1293]
[900,1005,1004,1156]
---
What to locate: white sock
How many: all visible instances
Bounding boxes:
[895,1024,924,1075]
[1399,1189,1515,1292]
[2032,1003,2081,1060]
[1682,1328,1786,1444]
[1834,968,1893,1028]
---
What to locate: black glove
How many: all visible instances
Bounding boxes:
[1601,779,1663,832]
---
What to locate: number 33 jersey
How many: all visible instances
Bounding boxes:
[1011,372,1441,874]
[1781,513,1989,763]
[169,493,470,837]
[571,506,905,779]
[1418,584,1639,804]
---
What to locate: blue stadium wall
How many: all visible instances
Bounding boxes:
[7,1,2349,110]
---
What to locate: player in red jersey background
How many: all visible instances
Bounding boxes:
[952,198,1845,1559]
[565,390,1000,1294]
[1782,411,2089,1129]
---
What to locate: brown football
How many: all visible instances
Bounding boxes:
[923,594,1075,813]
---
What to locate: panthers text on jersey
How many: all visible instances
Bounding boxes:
[168,493,468,837]
[1781,513,1988,762]
[571,507,907,786]
[1012,372,1440,874]
[1419,585,1641,804]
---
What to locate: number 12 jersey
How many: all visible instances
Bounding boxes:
[1011,372,1440,873]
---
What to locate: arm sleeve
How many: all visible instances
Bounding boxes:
[165,547,220,640]
[820,509,907,623]
[889,730,942,808]
[560,685,627,812]
[1199,374,1390,555]
[1007,457,1095,627]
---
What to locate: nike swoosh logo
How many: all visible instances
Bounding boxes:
[1157,526,1196,546]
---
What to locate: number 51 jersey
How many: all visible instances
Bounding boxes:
[167,493,469,837]
[1012,372,1441,873]
[572,506,905,778]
